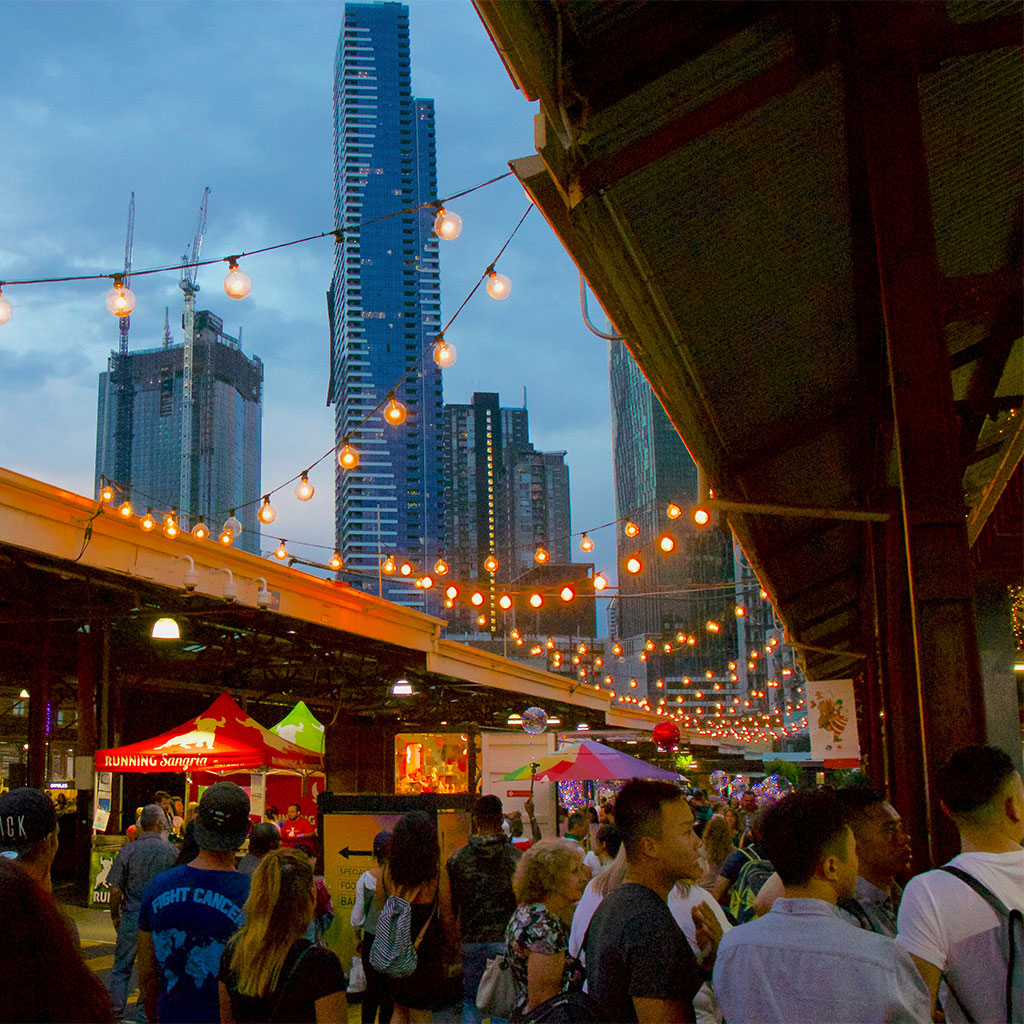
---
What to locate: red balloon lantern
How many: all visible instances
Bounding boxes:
[653,720,681,749]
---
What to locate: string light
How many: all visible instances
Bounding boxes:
[329,552,343,570]
[433,206,463,240]
[382,555,396,575]
[498,594,512,610]
[0,286,11,325]
[294,474,314,501]
[445,585,458,600]
[432,335,456,367]
[257,497,277,525]
[218,529,234,546]
[485,268,511,300]
[384,396,408,426]
[666,502,682,519]
[659,534,675,553]
[419,575,433,589]
[223,259,253,300]
[626,555,642,574]
[192,521,209,540]
[560,586,575,602]
[118,500,133,518]
[99,478,115,503]
[105,275,136,318]
[338,444,360,470]
[471,591,484,606]
[398,561,413,577]
[735,605,746,617]
[223,511,242,537]
[483,554,499,574]
[707,621,720,632]
[140,509,156,532]
[624,520,639,538]
[529,593,543,608]
[593,572,608,590]
[163,519,179,539]
[580,533,594,552]
[274,540,289,561]
[534,546,549,564]
[694,508,710,526]
[434,558,450,576]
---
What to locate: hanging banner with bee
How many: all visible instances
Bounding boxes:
[808,680,861,768]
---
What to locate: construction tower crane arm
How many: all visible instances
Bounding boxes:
[181,186,210,293]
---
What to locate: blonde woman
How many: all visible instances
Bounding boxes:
[505,838,590,1018]
[218,848,347,1023]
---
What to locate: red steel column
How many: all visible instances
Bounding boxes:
[855,49,986,864]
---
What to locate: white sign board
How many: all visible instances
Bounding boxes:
[808,679,861,767]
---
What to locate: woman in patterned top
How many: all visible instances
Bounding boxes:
[505,839,590,1018]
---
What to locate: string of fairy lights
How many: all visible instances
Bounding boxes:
[4,168,808,744]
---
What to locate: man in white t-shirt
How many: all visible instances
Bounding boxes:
[896,744,1024,1024]
[564,809,601,876]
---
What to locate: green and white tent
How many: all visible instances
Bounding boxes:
[270,700,325,755]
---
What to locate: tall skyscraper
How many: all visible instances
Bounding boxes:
[95,310,263,553]
[328,2,444,610]
[442,391,572,634]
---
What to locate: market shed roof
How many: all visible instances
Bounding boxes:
[474,0,1023,679]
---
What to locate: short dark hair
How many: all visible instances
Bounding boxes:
[154,791,171,802]
[389,811,440,887]
[835,785,886,829]
[248,822,282,857]
[473,795,503,829]
[615,779,684,860]
[567,810,587,832]
[287,803,301,813]
[596,823,621,858]
[761,791,850,886]
[264,805,279,819]
[936,746,1015,816]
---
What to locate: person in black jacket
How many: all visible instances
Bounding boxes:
[446,795,521,1024]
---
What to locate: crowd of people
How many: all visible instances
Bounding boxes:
[0,742,1020,1023]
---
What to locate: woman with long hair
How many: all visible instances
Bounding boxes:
[699,816,734,890]
[218,848,347,1023]
[505,838,589,1018]
[375,811,455,1024]
[0,858,114,1023]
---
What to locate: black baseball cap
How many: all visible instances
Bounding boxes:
[193,782,251,853]
[0,788,58,855]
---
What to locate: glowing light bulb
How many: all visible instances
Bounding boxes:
[432,336,456,367]
[434,558,449,576]
[100,480,115,503]
[164,521,179,539]
[338,444,360,470]
[560,586,575,602]
[498,594,512,610]
[485,271,511,300]
[659,534,675,553]
[477,614,487,626]
[580,533,594,552]
[483,554,499,574]
[382,556,396,575]
[105,277,136,318]
[612,643,623,656]
[140,509,156,532]
[593,572,608,591]
[629,679,638,688]
[433,206,462,240]
[0,287,12,325]
[219,529,234,546]
[445,585,458,600]
[667,502,682,519]
[707,620,720,633]
[529,593,543,608]
[626,555,642,574]
[694,508,710,526]
[534,546,549,564]
[329,552,343,570]
[258,497,277,525]
[192,521,209,540]
[624,520,639,537]
[274,540,289,561]
[294,474,314,501]
[224,512,242,537]
[384,397,408,426]
[645,640,656,651]
[118,500,133,518]
[420,575,433,589]
[399,561,413,576]
[223,260,253,300]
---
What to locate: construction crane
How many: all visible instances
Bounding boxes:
[179,187,209,529]
[111,192,135,492]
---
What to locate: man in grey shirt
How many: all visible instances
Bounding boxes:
[106,804,178,1021]
[714,791,929,1024]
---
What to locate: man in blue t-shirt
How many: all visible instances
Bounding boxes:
[138,782,252,1023]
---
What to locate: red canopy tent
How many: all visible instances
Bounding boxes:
[95,692,323,774]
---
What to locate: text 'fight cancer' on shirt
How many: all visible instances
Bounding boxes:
[138,865,251,1024]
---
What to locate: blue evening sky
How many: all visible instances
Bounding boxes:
[0,1,621,603]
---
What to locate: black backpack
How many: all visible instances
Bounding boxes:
[938,866,1022,1024]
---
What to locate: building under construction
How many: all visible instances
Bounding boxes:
[94,310,264,554]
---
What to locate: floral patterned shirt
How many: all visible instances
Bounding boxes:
[505,902,584,1016]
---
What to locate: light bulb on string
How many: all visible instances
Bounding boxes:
[223,511,242,537]
[163,520,179,539]
[398,561,413,577]
[667,502,682,519]
[223,259,253,300]
[274,540,289,561]
[192,521,209,540]
[140,509,156,532]
[338,444,360,470]
[219,529,234,546]
[105,275,136,318]
[560,586,575,602]
[529,593,543,608]
[659,534,675,553]
[432,335,456,367]
[694,508,710,526]
[626,554,642,574]
[384,396,408,426]
[118,500,134,518]
[329,552,343,570]
[593,572,608,591]
[381,555,396,575]
[534,546,549,564]
[434,558,449,576]
[444,585,458,600]
[0,286,12,325]
[485,267,511,300]
[257,497,277,525]
[624,520,639,538]
[483,554,499,574]
[580,533,594,552]
[419,575,434,589]
[433,206,462,240]
[163,511,177,531]
[294,474,314,501]
[498,594,512,611]
[470,591,484,607]
[100,478,115,503]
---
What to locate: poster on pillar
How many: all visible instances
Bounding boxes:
[808,679,861,768]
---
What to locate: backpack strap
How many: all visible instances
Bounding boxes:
[836,896,877,933]
[937,866,1019,1024]
[268,942,314,1023]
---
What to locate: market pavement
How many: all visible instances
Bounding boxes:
[61,903,460,1023]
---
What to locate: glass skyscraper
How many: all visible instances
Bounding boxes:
[95,310,263,554]
[328,2,444,610]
